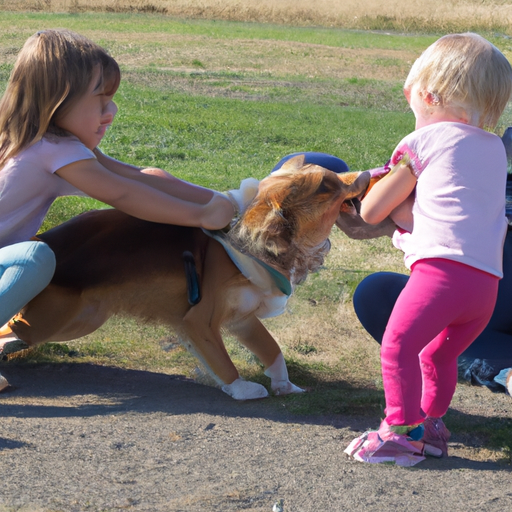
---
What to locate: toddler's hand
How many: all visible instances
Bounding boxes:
[368,165,390,179]
[389,191,415,232]
[201,193,236,230]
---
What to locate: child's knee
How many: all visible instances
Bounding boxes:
[33,242,56,272]
[28,242,56,286]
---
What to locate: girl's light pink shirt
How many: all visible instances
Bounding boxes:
[0,135,93,248]
[391,122,508,278]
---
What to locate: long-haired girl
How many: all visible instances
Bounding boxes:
[0,29,234,344]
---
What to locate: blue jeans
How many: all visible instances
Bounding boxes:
[0,241,56,326]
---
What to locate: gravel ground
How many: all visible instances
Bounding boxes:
[1,363,511,512]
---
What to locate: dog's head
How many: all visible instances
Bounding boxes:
[335,168,396,239]
[228,155,370,283]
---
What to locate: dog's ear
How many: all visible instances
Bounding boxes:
[231,165,325,260]
[337,171,371,200]
[236,181,293,258]
[275,154,306,173]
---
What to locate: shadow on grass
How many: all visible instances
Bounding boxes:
[246,357,385,417]
[0,360,382,421]
[444,409,512,463]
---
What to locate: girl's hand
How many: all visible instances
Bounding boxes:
[201,193,236,230]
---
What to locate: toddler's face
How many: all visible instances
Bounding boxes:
[404,83,473,130]
[404,84,434,130]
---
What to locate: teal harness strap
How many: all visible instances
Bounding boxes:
[203,229,292,296]
[254,259,292,296]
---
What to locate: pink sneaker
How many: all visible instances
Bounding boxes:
[378,419,443,459]
[422,417,451,457]
[344,420,443,467]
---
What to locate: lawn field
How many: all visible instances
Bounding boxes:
[0,9,511,458]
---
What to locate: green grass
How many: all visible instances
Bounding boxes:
[0,11,439,50]
[446,410,512,462]
[0,10,511,54]
[104,83,412,177]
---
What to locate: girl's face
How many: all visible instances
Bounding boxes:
[55,66,118,150]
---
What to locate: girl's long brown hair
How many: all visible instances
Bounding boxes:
[0,29,120,168]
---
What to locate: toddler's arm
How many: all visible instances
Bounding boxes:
[360,161,417,225]
[389,191,415,232]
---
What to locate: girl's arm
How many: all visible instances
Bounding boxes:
[55,158,234,230]
[93,147,214,204]
[360,162,417,225]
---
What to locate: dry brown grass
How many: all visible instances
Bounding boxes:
[0,33,418,105]
[262,230,403,386]
[111,35,415,82]
[3,0,512,33]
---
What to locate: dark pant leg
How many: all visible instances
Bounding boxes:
[352,271,408,344]
[352,256,512,391]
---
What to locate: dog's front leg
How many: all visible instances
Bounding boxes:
[229,315,304,395]
[182,308,269,400]
[182,240,269,400]
[182,300,238,379]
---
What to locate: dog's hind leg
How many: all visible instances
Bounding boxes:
[10,285,111,346]
[229,314,304,395]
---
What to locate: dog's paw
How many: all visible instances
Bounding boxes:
[271,380,305,396]
[222,378,269,400]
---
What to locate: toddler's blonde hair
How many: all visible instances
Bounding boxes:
[404,33,512,128]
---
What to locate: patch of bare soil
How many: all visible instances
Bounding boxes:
[0,30,416,84]
[0,30,413,109]
[102,34,416,82]
[1,363,511,512]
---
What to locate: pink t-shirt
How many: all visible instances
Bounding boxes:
[391,122,508,278]
[0,134,94,248]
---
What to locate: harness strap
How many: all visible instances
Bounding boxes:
[202,229,292,296]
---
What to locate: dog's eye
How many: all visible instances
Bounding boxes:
[317,180,336,195]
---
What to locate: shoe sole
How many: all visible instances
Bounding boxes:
[424,443,443,457]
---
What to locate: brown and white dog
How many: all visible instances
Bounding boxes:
[0,156,372,399]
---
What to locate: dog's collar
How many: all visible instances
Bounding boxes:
[203,229,292,296]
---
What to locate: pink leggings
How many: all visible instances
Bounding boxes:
[381,258,499,426]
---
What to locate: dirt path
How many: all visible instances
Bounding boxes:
[1,363,511,512]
